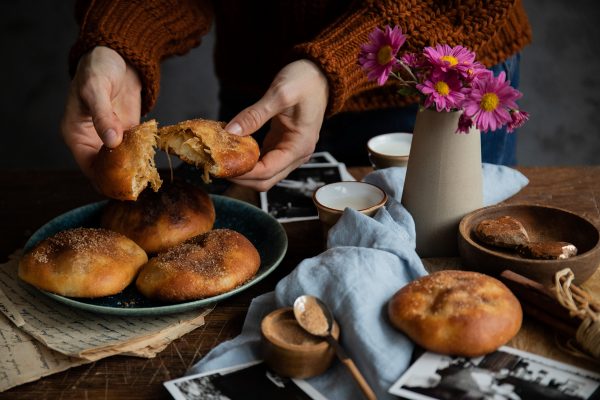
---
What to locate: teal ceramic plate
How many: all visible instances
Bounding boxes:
[23,195,288,316]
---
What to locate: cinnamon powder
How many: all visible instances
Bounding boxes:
[266,310,323,346]
[298,297,329,336]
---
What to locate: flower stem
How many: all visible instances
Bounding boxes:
[396,60,418,82]
[391,72,417,86]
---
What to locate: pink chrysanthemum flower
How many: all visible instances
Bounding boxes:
[507,109,529,132]
[457,114,474,134]
[359,25,406,85]
[463,71,522,132]
[465,61,490,82]
[400,52,422,69]
[423,44,476,77]
[416,71,465,112]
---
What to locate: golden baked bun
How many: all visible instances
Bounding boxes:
[136,229,261,302]
[158,119,260,182]
[388,270,522,357]
[19,228,148,298]
[100,180,216,254]
[93,119,162,201]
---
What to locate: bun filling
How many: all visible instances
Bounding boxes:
[134,132,162,193]
[158,128,215,183]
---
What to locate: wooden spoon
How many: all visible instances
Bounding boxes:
[293,295,376,400]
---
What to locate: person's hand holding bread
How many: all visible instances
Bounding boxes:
[61,46,329,193]
[225,59,329,191]
[61,46,142,178]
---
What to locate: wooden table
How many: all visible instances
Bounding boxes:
[1,167,599,399]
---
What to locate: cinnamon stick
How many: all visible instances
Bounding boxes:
[520,302,577,337]
[500,270,580,330]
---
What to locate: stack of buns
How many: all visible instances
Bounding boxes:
[19,119,261,302]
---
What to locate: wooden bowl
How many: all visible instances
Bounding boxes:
[261,307,339,379]
[458,204,600,285]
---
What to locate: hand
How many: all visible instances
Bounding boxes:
[60,46,142,178]
[225,59,329,191]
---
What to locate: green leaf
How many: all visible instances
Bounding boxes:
[396,86,420,97]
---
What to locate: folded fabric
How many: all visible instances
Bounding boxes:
[363,163,529,207]
[189,164,529,399]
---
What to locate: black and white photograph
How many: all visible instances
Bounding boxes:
[304,152,338,165]
[260,163,349,222]
[389,346,600,400]
[164,361,327,400]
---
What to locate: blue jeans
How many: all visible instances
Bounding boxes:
[216,54,521,167]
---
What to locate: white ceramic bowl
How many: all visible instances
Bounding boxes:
[367,132,412,169]
[312,181,387,228]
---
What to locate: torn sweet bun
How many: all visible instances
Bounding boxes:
[93,119,162,201]
[518,241,578,260]
[136,229,261,302]
[19,228,148,298]
[100,180,216,254]
[158,119,260,182]
[475,215,530,249]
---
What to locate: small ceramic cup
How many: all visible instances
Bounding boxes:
[261,307,340,379]
[312,181,387,231]
[367,132,412,169]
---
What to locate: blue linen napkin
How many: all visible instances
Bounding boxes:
[188,164,528,399]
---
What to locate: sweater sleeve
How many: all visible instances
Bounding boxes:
[294,0,531,115]
[69,0,213,115]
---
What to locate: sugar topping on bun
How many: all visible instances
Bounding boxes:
[474,215,530,249]
[136,229,260,302]
[388,270,522,357]
[19,227,147,298]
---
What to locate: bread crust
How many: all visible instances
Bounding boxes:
[136,229,261,302]
[388,270,522,357]
[518,241,578,260]
[101,180,216,254]
[475,216,530,249]
[93,119,162,201]
[158,119,260,180]
[18,228,148,298]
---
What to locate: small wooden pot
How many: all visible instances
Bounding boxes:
[261,307,339,379]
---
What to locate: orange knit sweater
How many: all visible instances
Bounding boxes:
[70,0,532,116]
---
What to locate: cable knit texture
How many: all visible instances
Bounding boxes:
[70,0,531,116]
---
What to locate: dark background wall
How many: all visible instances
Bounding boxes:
[1,0,599,171]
